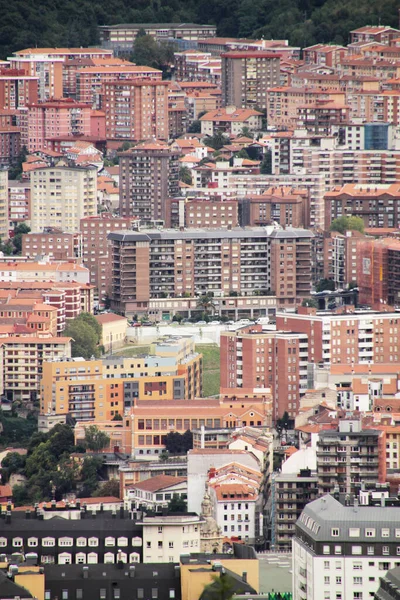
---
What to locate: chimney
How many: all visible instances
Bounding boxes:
[83,566,89,579]
[381,493,385,507]
[242,572,248,583]
[112,510,117,519]
[5,511,11,524]
[100,503,104,513]
[25,510,31,519]
[353,498,359,512]
[91,510,96,519]
[129,565,136,578]
[120,506,124,519]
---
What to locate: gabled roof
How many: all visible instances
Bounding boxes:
[127,475,186,493]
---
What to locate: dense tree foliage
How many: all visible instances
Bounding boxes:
[164,430,193,454]
[168,493,187,513]
[330,215,365,234]
[0,0,397,59]
[83,424,110,452]
[64,312,102,359]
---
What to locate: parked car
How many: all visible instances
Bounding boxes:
[209,320,220,325]
[197,320,207,325]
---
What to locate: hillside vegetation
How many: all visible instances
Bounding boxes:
[0,0,399,59]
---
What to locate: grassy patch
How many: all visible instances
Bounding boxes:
[112,345,151,357]
[196,344,220,397]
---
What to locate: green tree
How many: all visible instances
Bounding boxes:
[330,215,364,234]
[8,145,28,180]
[64,313,102,359]
[203,131,230,151]
[93,479,120,498]
[164,430,193,454]
[179,166,193,185]
[240,126,252,138]
[12,484,30,507]
[203,573,235,600]
[79,456,104,497]
[188,120,201,133]
[12,222,31,255]
[196,293,216,316]
[301,297,318,308]
[236,148,250,160]
[0,452,26,482]
[316,278,335,292]
[168,493,187,513]
[83,425,110,452]
[260,149,272,174]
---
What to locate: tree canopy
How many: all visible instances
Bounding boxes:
[0,0,398,60]
[330,215,364,234]
[83,424,110,452]
[64,312,102,359]
[164,430,193,454]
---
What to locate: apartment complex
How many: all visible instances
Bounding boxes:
[0,68,39,109]
[293,493,400,600]
[276,307,400,366]
[30,166,97,233]
[109,227,314,316]
[119,142,180,220]
[40,337,202,422]
[22,230,80,260]
[221,52,280,110]
[103,79,169,142]
[165,197,239,229]
[0,169,8,242]
[316,419,385,495]
[220,324,309,421]
[8,179,30,227]
[80,214,132,305]
[99,23,217,54]
[272,470,318,551]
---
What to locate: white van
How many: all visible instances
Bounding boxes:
[256,317,269,325]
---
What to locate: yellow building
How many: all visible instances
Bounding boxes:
[40,339,202,426]
[95,313,128,352]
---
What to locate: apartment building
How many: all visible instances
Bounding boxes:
[22,230,81,260]
[0,169,8,242]
[220,324,308,421]
[165,197,239,229]
[323,230,363,288]
[200,106,262,136]
[0,68,38,109]
[293,493,400,600]
[350,25,400,44]
[99,23,217,54]
[8,179,30,227]
[276,307,400,366]
[208,462,262,544]
[8,47,113,100]
[109,227,313,316]
[40,339,202,422]
[26,99,94,152]
[325,184,400,230]
[272,470,318,551]
[174,50,219,82]
[1,335,71,403]
[103,79,169,142]
[0,297,58,335]
[80,214,132,305]
[76,64,162,107]
[139,513,203,563]
[124,475,187,510]
[221,52,280,110]
[238,187,310,228]
[119,142,180,221]
[316,419,385,496]
[266,87,333,129]
[30,166,97,233]
[0,126,21,168]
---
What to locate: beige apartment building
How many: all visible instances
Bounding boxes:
[30,166,97,233]
[0,169,8,242]
[221,51,280,110]
[109,227,314,316]
[119,142,180,220]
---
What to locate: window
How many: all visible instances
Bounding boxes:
[13,537,23,547]
[353,594,362,600]
[158,527,163,533]
[158,541,163,549]
[324,576,330,585]
[349,528,360,537]
[152,589,158,599]
[331,528,339,537]
[100,589,107,599]
[77,538,87,547]
[336,576,342,585]
[383,546,390,556]
[379,562,390,571]
[138,590,144,599]
[352,546,362,555]
[105,537,115,547]
[367,547,374,555]
[113,590,120,599]
[169,590,175,599]
[353,562,362,570]
[323,545,330,555]
[59,537,73,547]
[76,590,83,600]
[45,592,51,600]
[88,538,98,547]
[335,546,342,555]
[0,538,6,547]
[62,591,68,600]
[117,537,128,547]
[324,561,330,570]
[382,528,390,537]
[169,542,174,548]
[365,528,375,537]
[28,537,38,547]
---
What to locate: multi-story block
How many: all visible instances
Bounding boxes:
[26,99,94,151]
[109,227,313,316]
[276,307,400,366]
[22,230,81,260]
[200,106,262,136]
[238,187,310,228]
[40,338,202,422]
[76,64,162,107]
[165,197,238,229]
[272,469,318,551]
[80,214,131,305]
[30,166,97,233]
[99,23,217,54]
[124,474,187,511]
[325,184,400,230]
[8,47,113,100]
[0,68,39,109]
[316,418,385,495]
[293,493,400,600]
[221,52,280,110]
[103,80,169,142]
[0,169,8,242]
[0,126,21,168]
[220,324,309,421]
[8,179,30,227]
[323,230,363,288]
[119,143,180,220]
[350,25,400,44]
[1,334,71,403]
[139,513,203,563]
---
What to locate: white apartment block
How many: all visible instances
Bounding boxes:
[31,166,97,233]
[293,494,400,600]
[139,514,202,563]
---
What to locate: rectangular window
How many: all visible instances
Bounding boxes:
[335,546,342,555]
[352,546,362,555]
[62,592,68,600]
[382,528,390,537]
[323,545,330,555]
[138,590,144,599]
[331,528,339,537]
[77,591,83,600]
[324,576,330,585]
[152,590,158,599]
